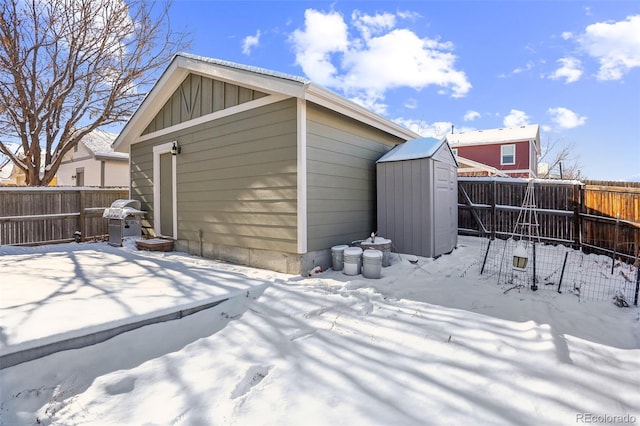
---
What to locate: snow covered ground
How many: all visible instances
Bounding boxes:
[1,236,639,425]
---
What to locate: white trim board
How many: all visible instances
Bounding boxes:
[153,142,178,239]
[296,98,307,254]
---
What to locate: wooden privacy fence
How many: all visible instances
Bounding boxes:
[0,188,129,246]
[458,178,640,261]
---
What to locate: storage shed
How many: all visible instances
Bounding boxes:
[376,137,458,258]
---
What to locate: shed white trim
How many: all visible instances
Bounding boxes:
[296,98,307,254]
[137,94,288,143]
[153,142,177,238]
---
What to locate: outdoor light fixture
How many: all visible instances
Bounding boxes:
[512,242,528,271]
[171,141,181,156]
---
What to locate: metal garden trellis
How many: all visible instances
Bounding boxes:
[500,179,542,290]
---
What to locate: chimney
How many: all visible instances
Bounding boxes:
[451,124,454,134]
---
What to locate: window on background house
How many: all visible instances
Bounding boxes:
[501,144,515,165]
[451,148,458,156]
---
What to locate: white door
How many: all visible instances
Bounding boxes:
[153,143,177,238]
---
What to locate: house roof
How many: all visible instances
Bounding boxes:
[81,129,128,161]
[446,124,540,152]
[113,53,421,152]
[455,155,509,177]
[377,137,457,165]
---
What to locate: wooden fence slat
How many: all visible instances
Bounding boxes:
[0,188,129,245]
[458,178,640,260]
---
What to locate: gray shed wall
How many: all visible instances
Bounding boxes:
[376,147,457,258]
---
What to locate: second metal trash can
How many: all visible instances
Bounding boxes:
[362,249,383,279]
[331,244,349,271]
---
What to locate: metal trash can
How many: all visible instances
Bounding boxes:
[102,199,146,246]
[360,237,392,267]
[331,244,349,271]
[362,249,383,279]
[343,247,363,276]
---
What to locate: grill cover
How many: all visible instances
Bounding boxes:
[103,199,145,220]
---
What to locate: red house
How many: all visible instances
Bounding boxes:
[446,124,540,178]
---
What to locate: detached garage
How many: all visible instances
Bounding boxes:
[376,137,458,258]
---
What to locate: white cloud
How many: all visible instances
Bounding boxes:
[351,10,396,40]
[289,9,471,113]
[503,110,531,127]
[463,110,480,122]
[577,15,640,80]
[549,57,583,83]
[394,119,453,138]
[547,107,587,128]
[242,30,261,55]
[404,98,418,110]
[289,9,349,87]
[561,31,573,40]
[512,62,534,75]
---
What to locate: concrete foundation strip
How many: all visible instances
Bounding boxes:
[0,298,229,370]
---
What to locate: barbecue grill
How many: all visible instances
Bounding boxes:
[103,199,146,246]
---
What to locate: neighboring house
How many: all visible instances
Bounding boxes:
[113,53,420,274]
[57,129,129,187]
[446,125,540,178]
[0,143,57,186]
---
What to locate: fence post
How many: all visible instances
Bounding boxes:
[79,190,86,242]
[635,261,639,306]
[611,213,619,275]
[573,183,582,250]
[491,179,497,239]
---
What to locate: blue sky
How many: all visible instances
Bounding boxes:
[169,0,640,181]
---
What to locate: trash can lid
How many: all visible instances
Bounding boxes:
[331,244,350,251]
[344,247,363,255]
[363,249,383,258]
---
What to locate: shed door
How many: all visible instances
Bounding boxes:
[159,152,174,237]
[433,162,457,256]
[153,142,177,239]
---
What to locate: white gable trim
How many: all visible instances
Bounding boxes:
[138,94,288,143]
[153,142,178,238]
[304,85,419,141]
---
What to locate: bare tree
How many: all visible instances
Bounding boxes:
[538,136,584,180]
[0,0,189,185]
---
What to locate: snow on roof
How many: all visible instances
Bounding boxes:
[81,129,128,160]
[178,52,310,85]
[377,137,446,163]
[446,124,540,146]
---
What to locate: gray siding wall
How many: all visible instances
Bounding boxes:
[377,159,433,257]
[131,98,298,254]
[306,103,403,251]
[377,150,458,258]
[143,74,268,135]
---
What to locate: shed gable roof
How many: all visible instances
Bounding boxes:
[377,137,457,166]
[113,53,420,152]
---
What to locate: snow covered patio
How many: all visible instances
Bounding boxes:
[0,241,275,366]
[0,236,639,425]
